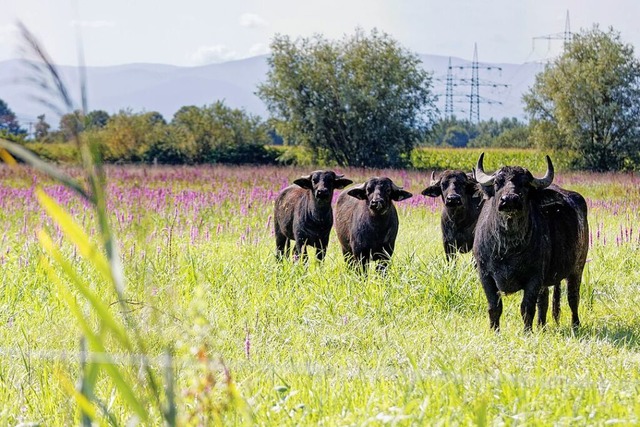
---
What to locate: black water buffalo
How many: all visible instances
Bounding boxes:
[274,170,352,261]
[472,153,589,331]
[422,170,483,260]
[334,177,412,271]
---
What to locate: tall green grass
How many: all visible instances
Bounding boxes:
[1,162,640,424]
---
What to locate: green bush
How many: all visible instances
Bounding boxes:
[410,147,575,173]
[209,143,279,165]
[23,142,80,164]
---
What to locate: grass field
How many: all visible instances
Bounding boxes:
[1,163,640,425]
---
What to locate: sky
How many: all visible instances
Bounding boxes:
[1,0,640,67]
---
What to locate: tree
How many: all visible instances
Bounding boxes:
[257,29,437,168]
[96,110,168,162]
[443,126,470,147]
[170,102,271,164]
[59,110,84,141]
[0,99,25,137]
[84,110,110,130]
[523,26,640,171]
[34,114,51,141]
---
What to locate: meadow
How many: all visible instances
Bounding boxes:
[1,162,640,425]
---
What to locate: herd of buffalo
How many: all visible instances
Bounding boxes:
[273,153,589,332]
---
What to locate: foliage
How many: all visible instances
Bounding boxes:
[97,110,168,162]
[258,28,438,168]
[0,98,26,137]
[410,147,574,172]
[424,116,531,148]
[524,25,640,171]
[34,114,51,141]
[57,110,84,141]
[84,109,110,130]
[24,141,80,163]
[170,101,272,164]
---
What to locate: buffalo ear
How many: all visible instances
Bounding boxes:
[421,185,441,198]
[393,189,413,202]
[347,184,367,200]
[293,176,313,190]
[335,178,353,189]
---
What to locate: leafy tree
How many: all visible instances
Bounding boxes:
[170,102,271,164]
[34,114,51,141]
[96,110,168,162]
[469,118,531,148]
[257,28,437,168]
[489,125,531,148]
[443,126,470,147]
[423,116,477,147]
[523,25,640,171]
[58,110,84,141]
[84,110,110,130]
[0,98,25,137]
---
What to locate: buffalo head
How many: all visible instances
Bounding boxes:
[474,153,554,214]
[347,177,412,215]
[422,170,478,209]
[294,170,353,203]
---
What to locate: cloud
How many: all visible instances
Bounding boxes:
[248,43,269,56]
[0,24,18,43]
[190,44,238,64]
[239,13,268,29]
[70,20,116,29]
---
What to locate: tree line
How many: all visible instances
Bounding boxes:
[3,26,640,171]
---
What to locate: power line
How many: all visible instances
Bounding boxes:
[532,10,572,62]
[444,43,508,122]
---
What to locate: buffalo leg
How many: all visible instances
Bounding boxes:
[567,273,581,328]
[374,248,392,274]
[521,282,540,332]
[275,232,289,260]
[537,286,549,328]
[552,283,561,324]
[315,237,329,262]
[444,243,454,262]
[480,275,502,331]
[293,238,308,263]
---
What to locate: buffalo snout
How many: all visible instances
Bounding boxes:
[498,193,522,211]
[369,198,387,213]
[315,188,331,200]
[445,193,463,207]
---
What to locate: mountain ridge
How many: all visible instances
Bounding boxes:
[0,54,544,128]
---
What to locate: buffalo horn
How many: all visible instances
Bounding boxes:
[475,152,495,186]
[429,171,440,186]
[531,155,554,189]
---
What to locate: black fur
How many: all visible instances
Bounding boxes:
[473,157,589,332]
[274,170,352,261]
[422,170,483,260]
[334,177,412,272]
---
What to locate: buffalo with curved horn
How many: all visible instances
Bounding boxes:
[472,153,589,332]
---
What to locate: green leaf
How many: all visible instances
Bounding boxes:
[36,189,113,284]
[38,230,133,351]
[43,254,149,422]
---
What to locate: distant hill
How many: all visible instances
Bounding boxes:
[0,54,545,129]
